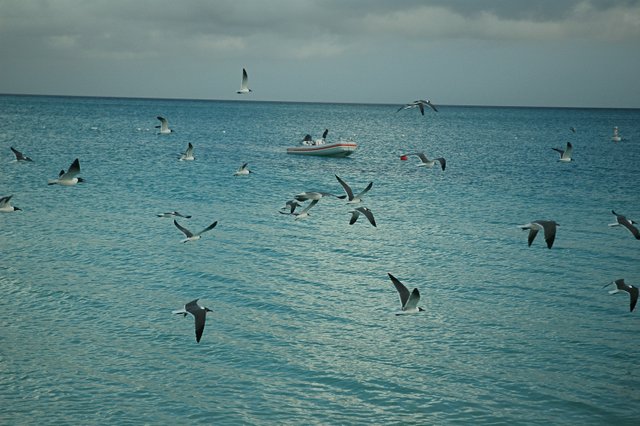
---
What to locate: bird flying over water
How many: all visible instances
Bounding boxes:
[48,158,84,186]
[552,142,573,162]
[0,195,21,213]
[173,299,213,342]
[609,210,640,239]
[397,100,438,115]
[603,279,638,312]
[157,211,191,219]
[294,191,346,202]
[292,199,319,220]
[400,152,446,171]
[179,143,195,161]
[335,175,373,204]
[237,68,252,94]
[233,162,253,176]
[174,219,218,243]
[279,200,303,215]
[10,147,33,162]
[519,220,558,249]
[349,206,376,227]
[387,273,425,315]
[156,116,173,134]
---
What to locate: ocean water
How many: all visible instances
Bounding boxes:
[1,94,639,425]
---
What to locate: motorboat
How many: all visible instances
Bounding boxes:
[286,141,358,157]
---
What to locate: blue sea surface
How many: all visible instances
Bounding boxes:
[1,95,639,424]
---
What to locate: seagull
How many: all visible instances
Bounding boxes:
[279,200,303,215]
[387,273,425,315]
[603,279,638,313]
[397,100,438,115]
[349,207,376,227]
[552,142,573,162]
[293,199,319,220]
[179,143,194,161]
[47,158,84,186]
[609,210,640,239]
[237,68,252,94]
[10,147,33,162]
[0,195,21,212]
[174,219,218,243]
[519,220,559,249]
[156,116,173,134]
[400,152,446,171]
[172,299,213,343]
[157,211,192,219]
[335,175,373,204]
[233,162,253,176]
[294,191,346,202]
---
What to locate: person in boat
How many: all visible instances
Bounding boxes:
[301,129,329,146]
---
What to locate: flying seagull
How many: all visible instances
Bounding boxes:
[0,195,21,213]
[237,68,252,94]
[603,279,638,313]
[174,219,218,243]
[156,116,173,134]
[10,147,33,162]
[48,158,84,186]
[397,100,438,115]
[335,175,373,204]
[519,220,558,249]
[552,142,573,162]
[400,152,446,171]
[294,191,346,202]
[179,143,195,161]
[387,273,425,315]
[293,199,319,220]
[279,200,303,215]
[172,299,213,343]
[609,210,640,239]
[349,206,376,227]
[233,162,253,176]
[157,211,192,219]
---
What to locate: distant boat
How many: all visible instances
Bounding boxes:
[612,126,622,142]
[286,142,358,157]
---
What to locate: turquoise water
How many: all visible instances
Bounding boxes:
[1,95,639,424]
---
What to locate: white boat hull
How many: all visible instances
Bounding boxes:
[286,142,358,157]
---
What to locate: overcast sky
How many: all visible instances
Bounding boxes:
[1,0,639,107]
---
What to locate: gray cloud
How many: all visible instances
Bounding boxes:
[0,0,638,106]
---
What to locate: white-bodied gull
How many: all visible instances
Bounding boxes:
[349,206,376,227]
[172,299,213,343]
[603,279,638,313]
[237,68,252,94]
[48,158,84,186]
[397,100,438,115]
[294,191,346,202]
[156,116,173,134]
[335,175,373,204]
[179,143,195,161]
[233,162,253,176]
[400,152,446,171]
[157,211,192,219]
[293,199,319,220]
[10,147,33,162]
[0,195,21,213]
[552,142,573,162]
[174,219,218,243]
[387,273,425,315]
[609,210,640,240]
[519,220,558,249]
